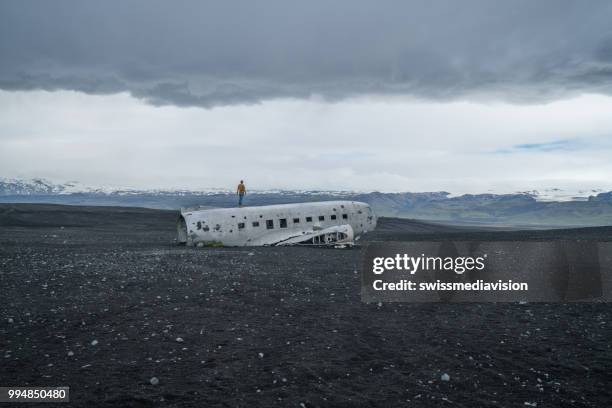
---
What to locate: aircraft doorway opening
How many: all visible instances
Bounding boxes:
[177,215,188,244]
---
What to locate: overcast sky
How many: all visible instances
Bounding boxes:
[1,1,612,193]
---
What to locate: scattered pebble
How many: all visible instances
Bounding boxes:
[258,352,264,358]
[7,318,14,323]
[441,373,450,382]
[176,337,184,343]
[67,351,74,356]
[90,340,98,346]
[150,377,159,385]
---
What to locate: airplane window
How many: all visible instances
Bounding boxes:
[280,218,287,228]
[318,215,325,221]
[266,220,274,229]
[293,218,300,224]
[252,221,260,227]
[306,217,313,222]
[342,214,348,219]
[238,222,245,229]
[330,214,337,220]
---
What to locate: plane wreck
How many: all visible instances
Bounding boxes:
[177,201,377,247]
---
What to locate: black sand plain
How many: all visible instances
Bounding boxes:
[1,204,611,407]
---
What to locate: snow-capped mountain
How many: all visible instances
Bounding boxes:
[0,178,363,197]
[0,177,605,201]
[518,188,604,202]
[2,178,612,226]
[0,178,113,195]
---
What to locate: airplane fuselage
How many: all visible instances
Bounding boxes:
[177,200,376,247]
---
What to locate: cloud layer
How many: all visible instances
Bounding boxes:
[2,90,611,193]
[2,0,612,107]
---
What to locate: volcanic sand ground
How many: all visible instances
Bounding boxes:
[1,204,611,407]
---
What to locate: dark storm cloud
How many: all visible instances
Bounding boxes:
[1,0,612,107]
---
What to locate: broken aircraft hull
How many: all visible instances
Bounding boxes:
[177,200,376,247]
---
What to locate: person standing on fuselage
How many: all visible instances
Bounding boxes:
[237,180,246,207]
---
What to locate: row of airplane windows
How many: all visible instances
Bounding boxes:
[238,213,349,230]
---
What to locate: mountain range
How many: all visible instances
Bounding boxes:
[1,178,612,227]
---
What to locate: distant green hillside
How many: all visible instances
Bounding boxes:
[1,182,612,227]
[356,192,612,227]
